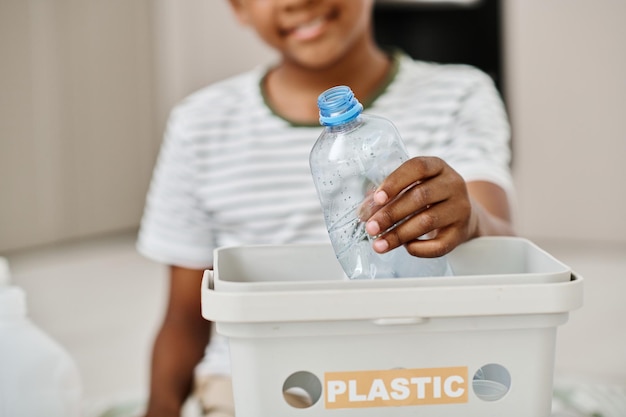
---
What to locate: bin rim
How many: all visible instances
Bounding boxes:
[201,271,583,324]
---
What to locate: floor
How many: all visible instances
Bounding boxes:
[3,231,626,416]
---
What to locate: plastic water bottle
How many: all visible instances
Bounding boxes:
[309,86,453,279]
[0,257,83,417]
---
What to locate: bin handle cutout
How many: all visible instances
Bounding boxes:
[282,371,322,409]
[472,363,511,401]
[203,269,215,290]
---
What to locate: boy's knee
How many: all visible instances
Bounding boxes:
[193,374,235,417]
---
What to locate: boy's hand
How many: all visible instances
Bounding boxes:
[364,157,478,258]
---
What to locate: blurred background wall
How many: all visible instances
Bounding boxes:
[1,0,625,253]
[0,0,156,251]
[504,0,626,242]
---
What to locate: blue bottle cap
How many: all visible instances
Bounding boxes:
[318,86,363,126]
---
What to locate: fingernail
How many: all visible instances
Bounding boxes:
[374,190,388,205]
[366,220,380,236]
[373,239,389,253]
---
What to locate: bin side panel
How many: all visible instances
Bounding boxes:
[228,322,557,417]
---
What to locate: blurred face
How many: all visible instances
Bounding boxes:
[229,0,376,69]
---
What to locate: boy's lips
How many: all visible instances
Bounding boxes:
[288,16,327,41]
[281,9,338,41]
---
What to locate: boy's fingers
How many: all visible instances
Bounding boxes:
[404,227,464,258]
[365,178,451,236]
[371,205,443,250]
[371,200,468,256]
[375,156,446,204]
[361,156,447,222]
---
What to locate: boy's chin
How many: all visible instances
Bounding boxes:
[285,48,347,71]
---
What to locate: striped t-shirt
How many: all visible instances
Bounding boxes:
[137,53,513,375]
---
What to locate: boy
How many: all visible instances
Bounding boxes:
[137,0,515,416]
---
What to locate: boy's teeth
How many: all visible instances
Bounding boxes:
[298,17,324,30]
[292,17,325,38]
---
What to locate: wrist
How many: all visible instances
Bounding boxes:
[468,198,484,239]
[467,196,515,239]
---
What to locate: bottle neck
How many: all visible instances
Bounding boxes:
[326,115,363,134]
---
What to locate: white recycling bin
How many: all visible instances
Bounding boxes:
[201,236,583,417]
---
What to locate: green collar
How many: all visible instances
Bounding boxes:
[259,50,403,128]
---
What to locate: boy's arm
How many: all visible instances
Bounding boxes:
[143,266,212,417]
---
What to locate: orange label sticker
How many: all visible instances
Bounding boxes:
[324,366,468,409]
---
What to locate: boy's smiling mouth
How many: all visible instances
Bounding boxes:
[290,16,326,40]
[281,9,339,41]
